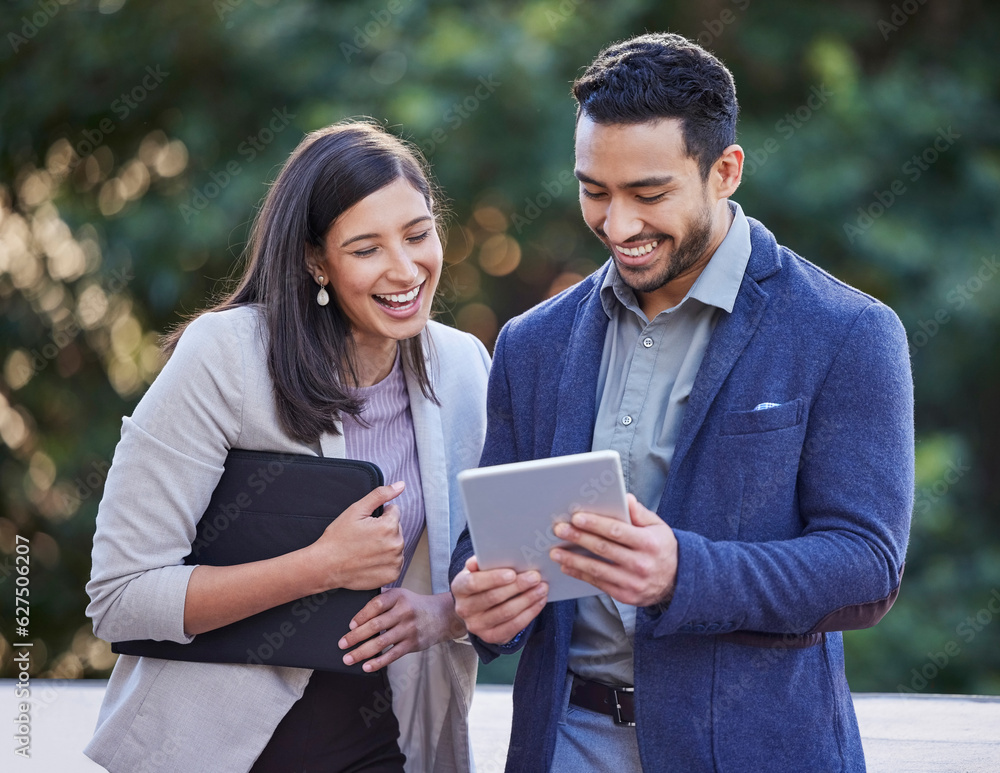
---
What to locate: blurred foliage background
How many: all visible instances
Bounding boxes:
[1,0,998,693]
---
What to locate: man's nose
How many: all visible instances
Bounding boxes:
[602,200,644,244]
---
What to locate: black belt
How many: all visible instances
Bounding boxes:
[569,675,635,726]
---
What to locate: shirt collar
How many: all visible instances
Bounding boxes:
[600,200,752,319]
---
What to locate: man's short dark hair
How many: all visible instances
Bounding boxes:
[573,32,739,180]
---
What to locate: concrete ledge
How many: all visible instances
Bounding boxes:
[853,693,1000,772]
[3,680,998,770]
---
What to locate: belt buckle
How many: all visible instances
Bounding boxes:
[611,686,635,727]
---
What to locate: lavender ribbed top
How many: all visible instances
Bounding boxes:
[341,351,425,588]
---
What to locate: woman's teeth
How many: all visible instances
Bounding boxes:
[375,285,421,305]
[616,241,658,257]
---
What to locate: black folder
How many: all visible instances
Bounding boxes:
[112,449,384,673]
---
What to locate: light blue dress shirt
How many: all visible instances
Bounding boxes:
[568,201,752,686]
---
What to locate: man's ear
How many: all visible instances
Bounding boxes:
[713,144,744,200]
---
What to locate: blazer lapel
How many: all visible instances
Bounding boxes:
[551,276,610,458]
[404,358,451,595]
[664,275,771,509]
[318,422,346,459]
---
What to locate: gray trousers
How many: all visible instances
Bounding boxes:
[549,672,643,772]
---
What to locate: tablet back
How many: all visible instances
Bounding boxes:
[458,450,628,602]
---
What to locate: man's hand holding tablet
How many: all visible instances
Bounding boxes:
[451,451,679,645]
[548,492,678,609]
[450,558,549,646]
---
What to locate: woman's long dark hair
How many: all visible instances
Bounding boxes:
[164,119,441,443]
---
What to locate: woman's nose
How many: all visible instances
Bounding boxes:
[386,247,419,284]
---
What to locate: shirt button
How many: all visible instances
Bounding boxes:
[621,415,633,426]
[642,337,654,348]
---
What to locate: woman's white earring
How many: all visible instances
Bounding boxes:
[316,276,330,307]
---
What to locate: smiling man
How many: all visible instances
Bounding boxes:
[574,118,728,318]
[450,32,915,772]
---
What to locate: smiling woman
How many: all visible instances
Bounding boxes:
[310,178,443,388]
[83,120,490,773]
[171,120,453,446]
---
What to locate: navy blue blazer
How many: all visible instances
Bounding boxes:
[451,217,914,772]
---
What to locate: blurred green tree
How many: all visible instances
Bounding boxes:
[1,0,997,693]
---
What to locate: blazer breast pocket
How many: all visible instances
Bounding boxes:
[719,398,804,436]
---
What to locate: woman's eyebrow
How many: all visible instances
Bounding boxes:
[341,232,379,247]
[340,216,433,248]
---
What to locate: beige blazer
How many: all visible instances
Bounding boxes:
[85,305,489,773]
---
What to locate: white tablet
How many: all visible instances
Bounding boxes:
[457,450,629,603]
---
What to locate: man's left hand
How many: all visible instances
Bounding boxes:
[550,493,678,608]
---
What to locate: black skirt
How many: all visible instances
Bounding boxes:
[249,669,406,773]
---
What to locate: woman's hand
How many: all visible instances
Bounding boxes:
[304,482,406,593]
[184,481,406,636]
[338,589,467,672]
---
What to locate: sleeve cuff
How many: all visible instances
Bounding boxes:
[650,529,700,637]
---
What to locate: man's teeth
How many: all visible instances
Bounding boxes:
[376,285,421,304]
[616,241,658,257]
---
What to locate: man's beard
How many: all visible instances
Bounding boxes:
[610,204,714,295]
